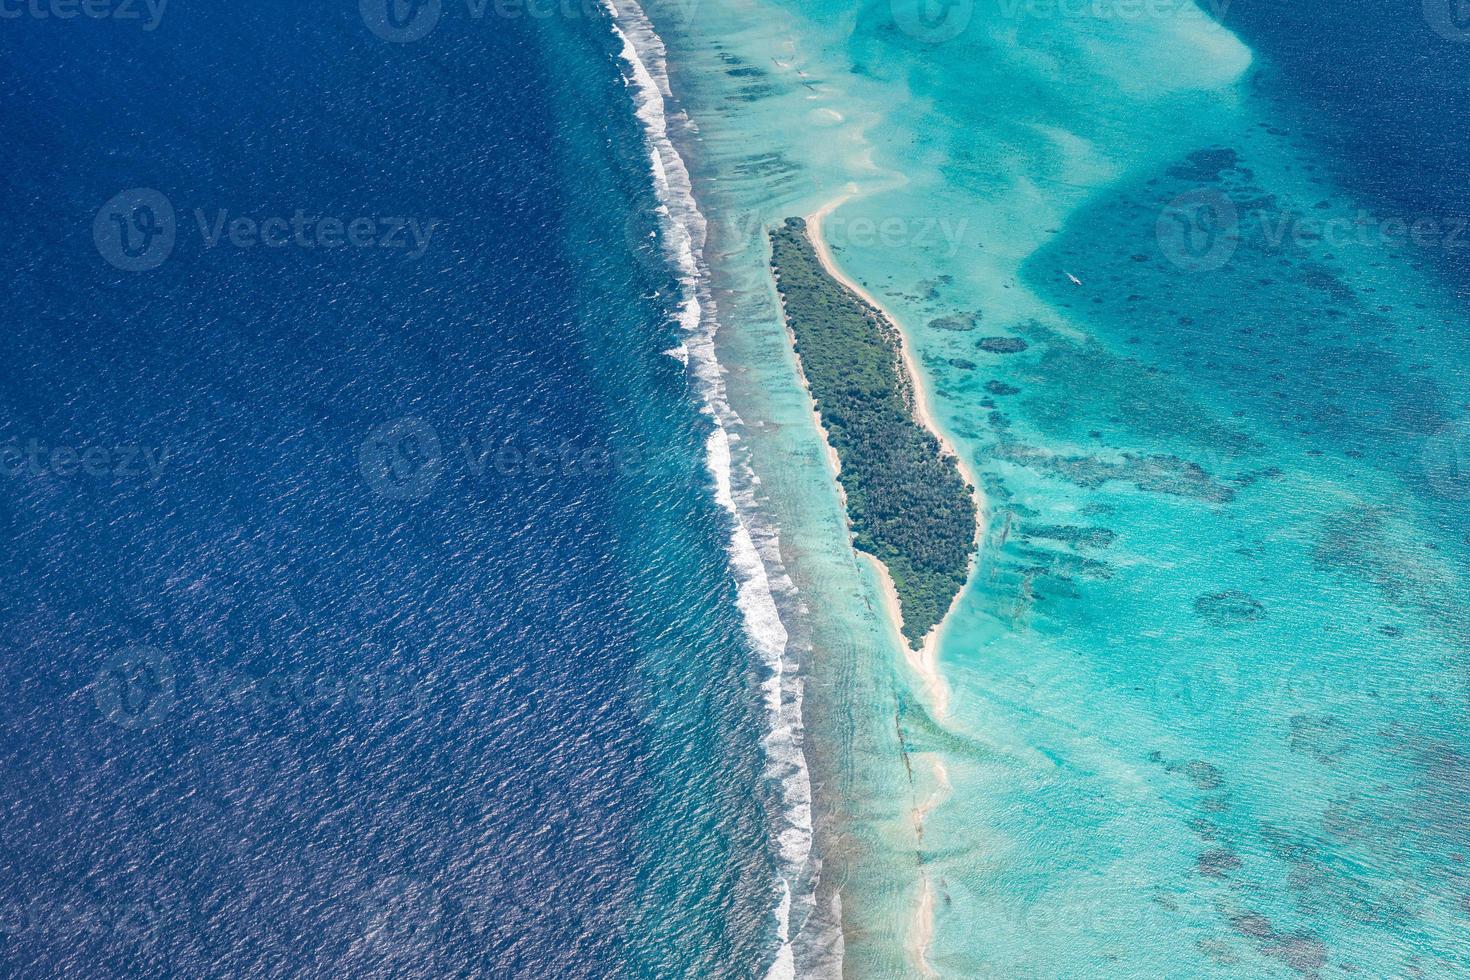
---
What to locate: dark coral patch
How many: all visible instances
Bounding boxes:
[976,336,1029,354]
[1199,848,1243,876]
[1194,590,1266,625]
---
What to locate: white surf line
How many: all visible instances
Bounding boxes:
[602,4,816,978]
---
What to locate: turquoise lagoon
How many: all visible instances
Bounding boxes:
[627,0,1470,973]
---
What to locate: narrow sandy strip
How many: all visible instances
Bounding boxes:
[908,876,939,978]
[914,756,953,827]
[908,757,951,977]
[805,190,987,978]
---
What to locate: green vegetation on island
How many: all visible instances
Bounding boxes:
[769,217,978,646]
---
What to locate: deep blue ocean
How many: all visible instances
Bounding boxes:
[0,3,773,976]
[1224,0,1470,253]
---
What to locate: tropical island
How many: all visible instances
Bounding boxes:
[769,216,978,648]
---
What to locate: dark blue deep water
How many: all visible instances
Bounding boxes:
[1224,0,1470,283]
[0,4,772,976]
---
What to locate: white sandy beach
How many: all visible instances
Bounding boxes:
[805,192,988,726]
[802,191,991,978]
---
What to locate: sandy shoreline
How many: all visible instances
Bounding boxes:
[863,553,950,719]
[806,190,988,726]
[802,190,989,977]
[806,193,982,493]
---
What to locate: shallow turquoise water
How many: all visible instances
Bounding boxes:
[646,0,1470,973]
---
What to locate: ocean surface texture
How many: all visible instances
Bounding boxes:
[3,0,1470,977]
[0,4,791,977]
[627,0,1470,974]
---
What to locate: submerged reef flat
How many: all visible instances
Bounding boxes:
[769,217,977,645]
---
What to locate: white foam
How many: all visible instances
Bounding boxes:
[602,5,818,977]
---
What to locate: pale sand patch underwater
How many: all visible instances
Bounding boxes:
[906,876,938,979]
